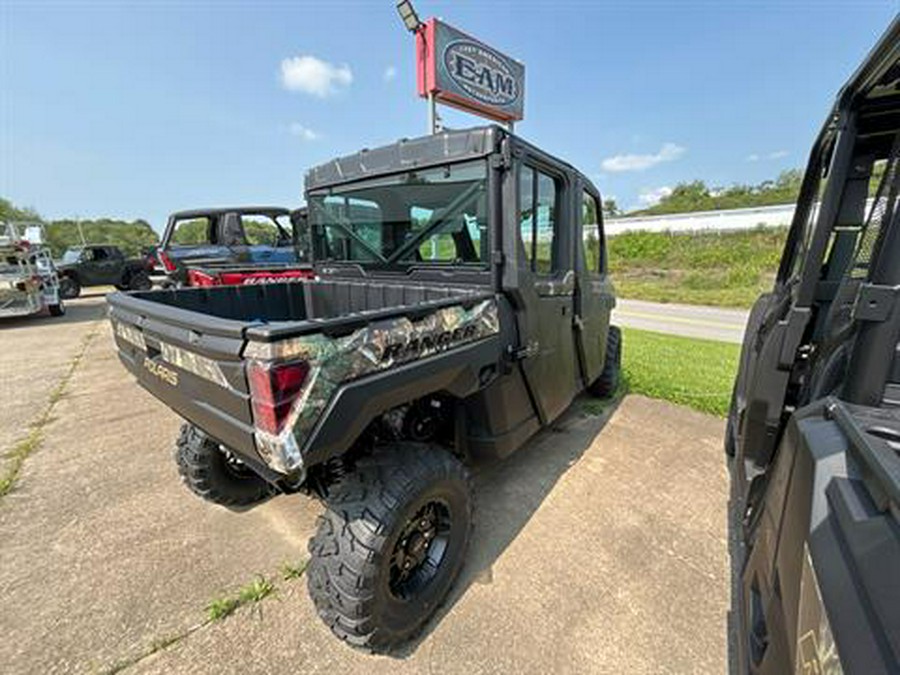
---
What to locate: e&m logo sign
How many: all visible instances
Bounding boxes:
[443,40,520,108]
[417,19,525,123]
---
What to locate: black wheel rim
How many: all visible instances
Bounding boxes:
[388,500,452,601]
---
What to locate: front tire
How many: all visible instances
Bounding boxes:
[48,300,65,317]
[59,277,81,300]
[175,424,273,507]
[588,325,622,398]
[307,443,472,653]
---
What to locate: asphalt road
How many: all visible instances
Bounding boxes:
[613,298,750,344]
[0,295,730,674]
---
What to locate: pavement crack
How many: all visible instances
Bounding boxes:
[0,324,100,500]
[103,559,309,674]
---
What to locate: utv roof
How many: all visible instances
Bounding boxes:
[304,125,597,193]
[837,15,900,111]
[168,206,292,220]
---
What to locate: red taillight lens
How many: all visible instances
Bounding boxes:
[247,360,309,435]
[158,249,176,272]
[187,269,217,287]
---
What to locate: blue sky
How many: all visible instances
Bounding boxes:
[1,1,897,231]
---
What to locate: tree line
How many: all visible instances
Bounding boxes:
[1,197,158,257]
[617,161,887,218]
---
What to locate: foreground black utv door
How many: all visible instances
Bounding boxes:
[512,154,580,424]
[730,120,851,508]
[731,19,900,674]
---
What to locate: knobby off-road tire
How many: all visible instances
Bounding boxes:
[307,443,473,653]
[175,424,273,507]
[588,325,622,398]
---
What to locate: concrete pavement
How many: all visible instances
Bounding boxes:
[613,298,750,344]
[0,295,107,459]
[0,296,730,674]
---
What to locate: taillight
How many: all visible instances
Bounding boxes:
[246,360,309,436]
[158,249,176,272]
[187,269,217,287]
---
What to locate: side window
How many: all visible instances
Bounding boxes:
[93,248,108,261]
[518,165,558,275]
[171,218,211,246]
[582,191,602,274]
[520,168,534,267]
[535,173,557,274]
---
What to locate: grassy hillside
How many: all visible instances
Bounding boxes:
[608,226,786,307]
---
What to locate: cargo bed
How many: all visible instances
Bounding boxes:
[107,278,497,476]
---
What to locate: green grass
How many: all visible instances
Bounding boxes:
[608,226,786,308]
[206,576,276,622]
[280,560,308,581]
[621,327,739,417]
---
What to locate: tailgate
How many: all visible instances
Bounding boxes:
[107,291,258,458]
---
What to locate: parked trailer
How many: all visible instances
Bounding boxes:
[0,222,65,319]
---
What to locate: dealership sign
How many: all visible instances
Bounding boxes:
[417,18,525,123]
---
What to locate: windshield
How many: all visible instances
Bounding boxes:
[61,249,82,264]
[308,161,488,266]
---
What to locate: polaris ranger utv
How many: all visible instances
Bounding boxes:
[156,206,314,287]
[107,126,619,651]
[727,18,900,675]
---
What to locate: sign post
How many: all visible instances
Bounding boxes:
[414,17,525,134]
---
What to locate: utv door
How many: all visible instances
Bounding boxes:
[732,123,853,506]
[574,185,615,385]
[514,159,580,424]
[80,247,118,285]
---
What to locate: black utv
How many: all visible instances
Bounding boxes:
[107,126,619,651]
[727,18,900,675]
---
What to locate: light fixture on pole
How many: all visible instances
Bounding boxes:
[395,0,423,33]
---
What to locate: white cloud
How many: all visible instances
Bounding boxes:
[383,65,397,82]
[601,142,685,173]
[280,56,352,98]
[289,123,320,141]
[638,186,673,207]
[747,150,788,162]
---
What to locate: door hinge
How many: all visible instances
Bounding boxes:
[852,283,900,323]
[492,139,512,170]
[508,340,539,361]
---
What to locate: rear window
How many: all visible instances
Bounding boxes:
[170,218,211,246]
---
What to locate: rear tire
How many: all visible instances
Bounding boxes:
[588,326,622,398]
[307,443,472,653]
[128,271,152,291]
[175,424,273,507]
[59,277,80,300]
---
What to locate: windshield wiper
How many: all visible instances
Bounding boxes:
[386,182,483,264]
